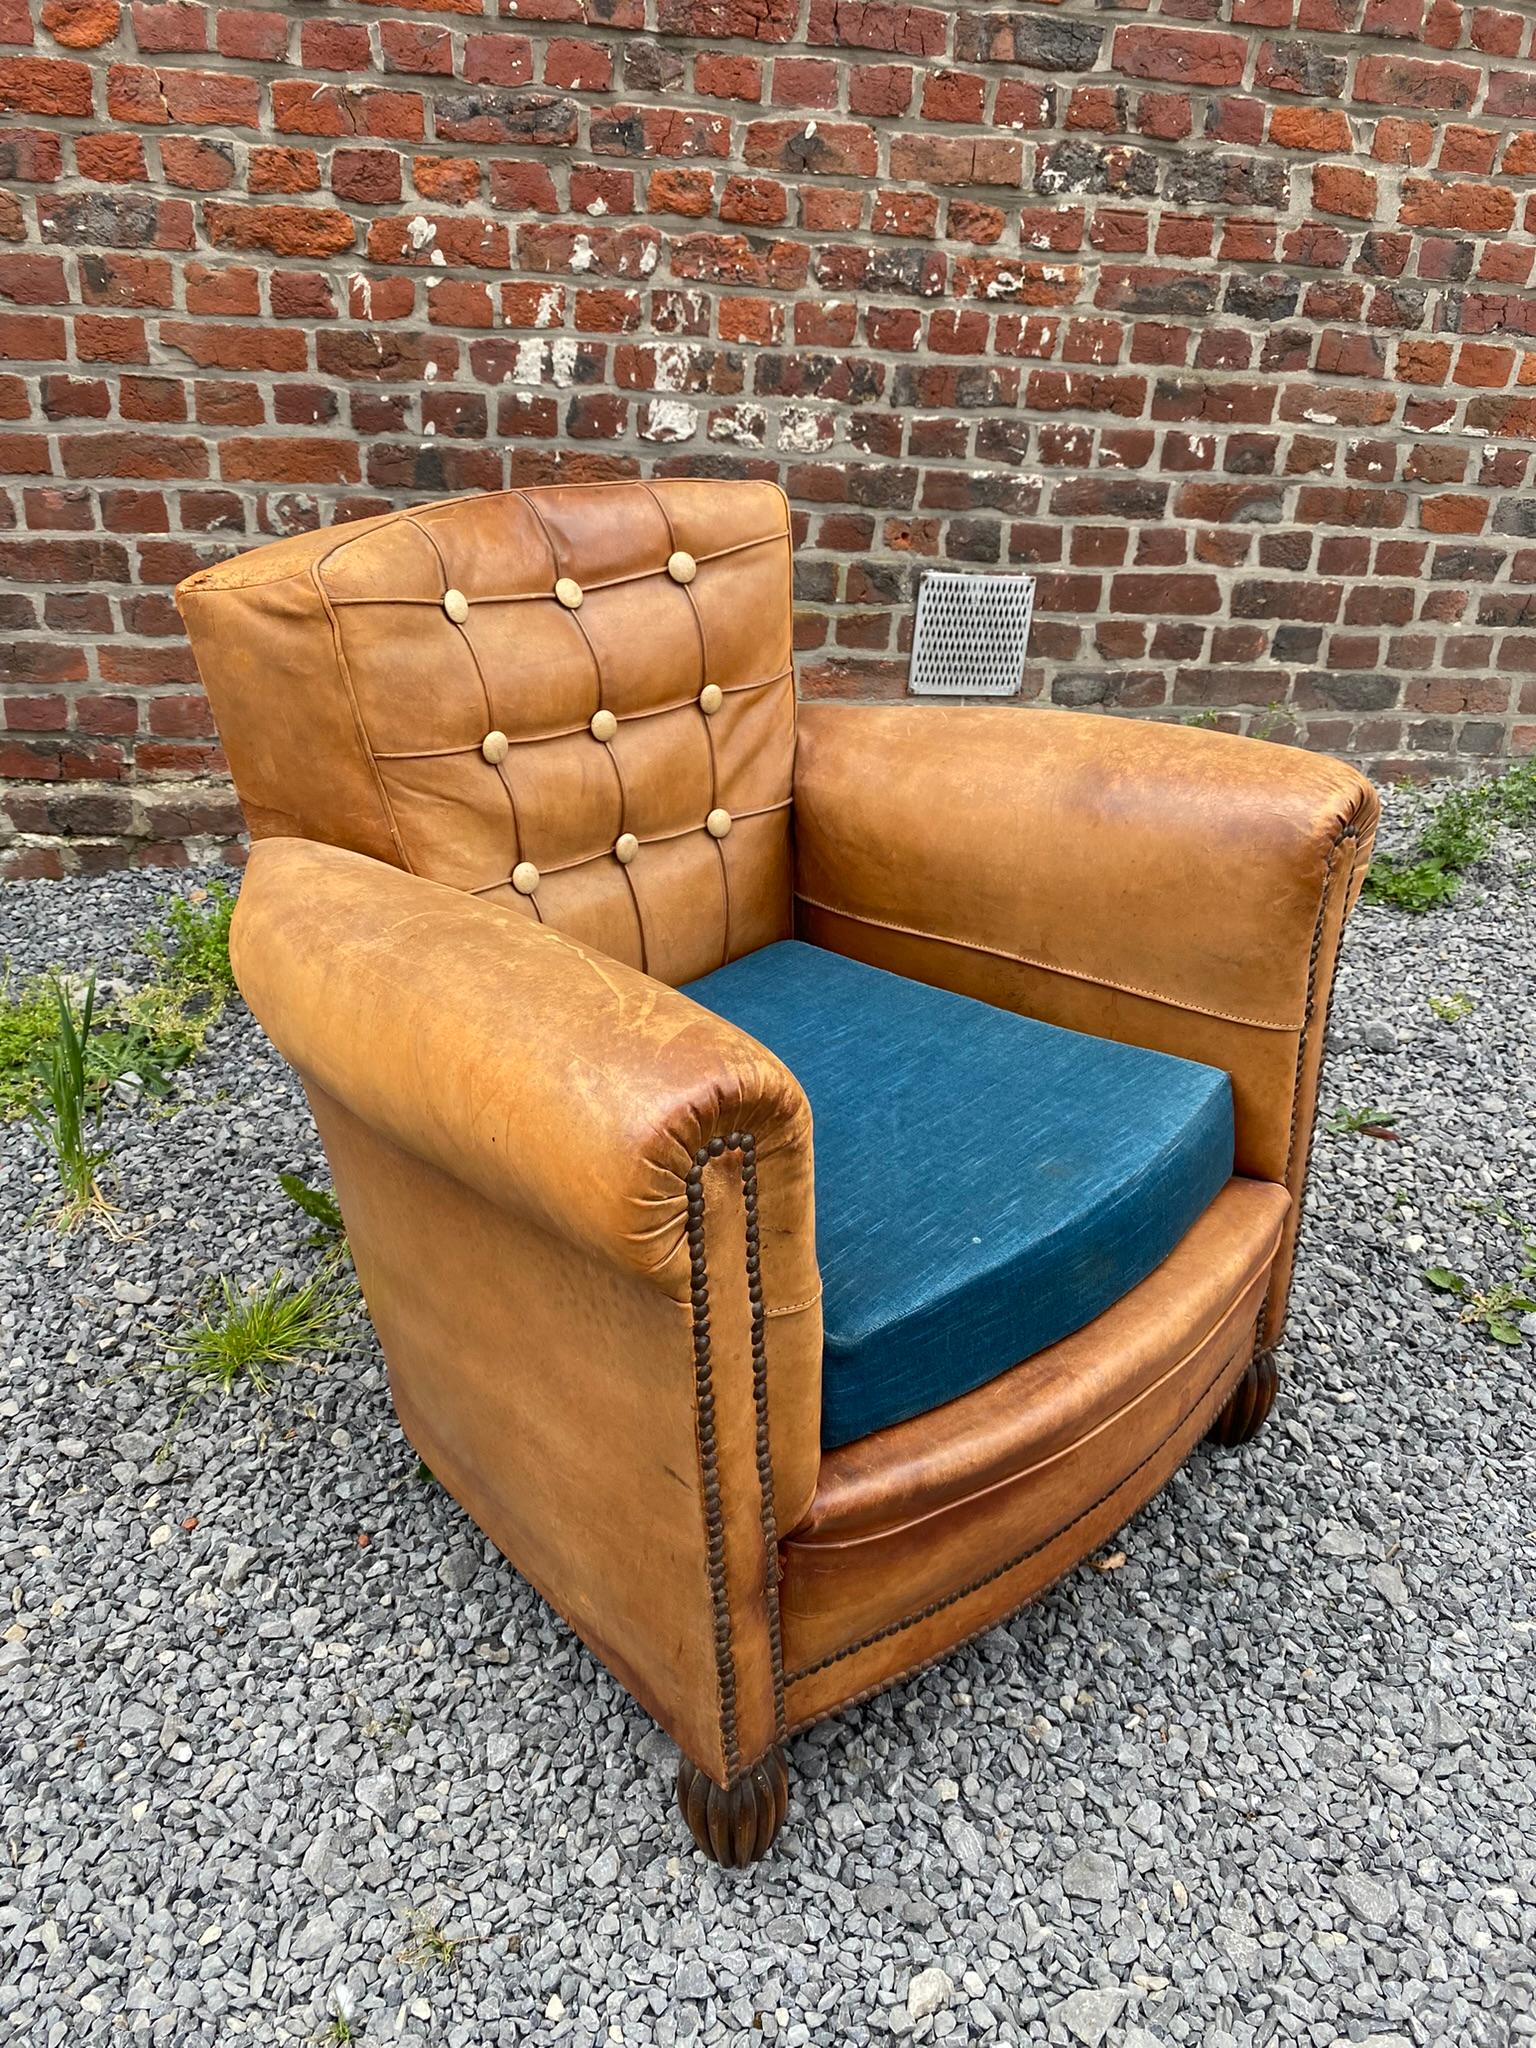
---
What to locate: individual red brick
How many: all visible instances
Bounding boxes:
[159,135,235,191]
[804,0,945,57]
[205,202,356,259]
[1112,26,1246,86]
[249,146,319,195]
[1372,116,1435,165]
[0,54,93,111]
[299,18,369,68]
[380,20,452,74]
[1400,178,1516,232]
[647,166,714,217]
[1455,342,1516,387]
[131,2,205,52]
[413,155,480,204]
[332,149,403,205]
[1313,162,1378,217]
[216,9,286,59]
[183,261,259,315]
[218,437,359,483]
[39,0,118,48]
[544,37,612,90]
[695,52,760,100]
[922,70,986,123]
[1270,105,1351,150]
[1354,55,1481,110]
[1421,495,1489,533]
[75,133,146,181]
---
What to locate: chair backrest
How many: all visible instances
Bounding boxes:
[176,478,797,986]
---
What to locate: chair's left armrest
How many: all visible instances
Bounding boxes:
[793,702,1380,1347]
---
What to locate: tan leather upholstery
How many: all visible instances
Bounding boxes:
[231,835,821,1783]
[175,481,1376,1849]
[178,479,796,988]
[794,703,1379,1348]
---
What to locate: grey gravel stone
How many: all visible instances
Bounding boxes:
[2,809,1533,2047]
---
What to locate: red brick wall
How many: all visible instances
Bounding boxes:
[3,0,1535,875]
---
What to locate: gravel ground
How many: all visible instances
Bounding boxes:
[2,793,1534,2048]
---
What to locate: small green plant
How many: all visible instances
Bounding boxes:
[397,1913,463,1978]
[1185,707,1225,729]
[29,976,119,1232]
[1423,1265,1536,1345]
[142,881,237,999]
[280,1172,347,1253]
[1251,700,1299,741]
[1365,760,1536,913]
[1327,1102,1403,1138]
[161,1269,347,1414]
[1427,991,1476,1024]
[414,1458,437,1487]
[0,972,61,1119]
[319,2006,356,2046]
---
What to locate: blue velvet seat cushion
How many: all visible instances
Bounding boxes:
[682,942,1234,1450]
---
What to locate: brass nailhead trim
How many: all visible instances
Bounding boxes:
[686,1134,786,1778]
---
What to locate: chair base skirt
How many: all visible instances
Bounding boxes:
[776,1178,1290,1732]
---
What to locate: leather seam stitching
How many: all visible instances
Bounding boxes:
[793,894,1302,1032]
[764,1289,822,1319]
[783,1332,1244,1687]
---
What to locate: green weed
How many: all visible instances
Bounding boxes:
[1423,1265,1536,1345]
[142,881,237,999]
[397,1913,463,1978]
[0,973,61,1120]
[29,976,120,1233]
[279,1172,347,1254]
[1427,991,1476,1024]
[1365,759,1536,912]
[1326,1102,1403,1138]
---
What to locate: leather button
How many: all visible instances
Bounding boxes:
[699,683,723,715]
[667,550,698,585]
[706,808,732,839]
[443,588,469,624]
[480,730,509,765]
[511,861,540,895]
[614,832,638,865]
[589,708,618,743]
[554,576,583,610]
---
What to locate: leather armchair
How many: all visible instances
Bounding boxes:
[177,480,1377,1866]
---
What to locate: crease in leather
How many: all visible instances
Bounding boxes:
[794,892,1303,1032]
[784,1308,1252,1686]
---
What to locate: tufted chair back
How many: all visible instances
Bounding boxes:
[176,478,797,988]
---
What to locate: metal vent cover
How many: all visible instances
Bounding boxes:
[907,570,1035,698]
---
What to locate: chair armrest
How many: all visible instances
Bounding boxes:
[232,838,816,1309]
[793,703,1379,1345]
[232,837,821,1784]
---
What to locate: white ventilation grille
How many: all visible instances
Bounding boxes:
[907,570,1036,698]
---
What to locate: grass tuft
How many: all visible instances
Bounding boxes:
[162,1269,348,1405]
[397,1913,464,1979]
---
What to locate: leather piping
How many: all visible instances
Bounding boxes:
[1256,816,1366,1336]
[794,894,1303,1032]
[308,544,413,873]
[783,1312,1250,1691]
[687,1135,787,1780]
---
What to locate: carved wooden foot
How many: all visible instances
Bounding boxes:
[676,1747,789,1867]
[1206,1350,1278,1448]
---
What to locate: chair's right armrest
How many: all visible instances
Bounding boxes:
[232,838,816,1311]
[232,838,822,1787]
